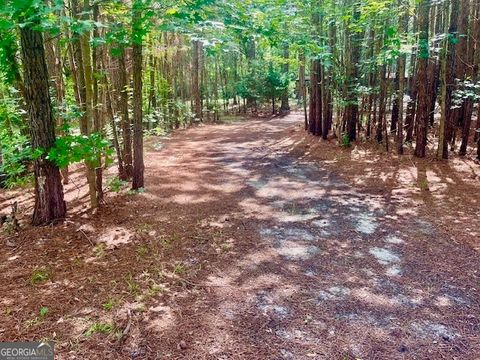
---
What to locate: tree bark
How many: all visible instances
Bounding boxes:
[132,41,144,190]
[280,42,290,113]
[192,40,202,120]
[79,0,98,208]
[459,0,477,155]
[442,0,460,158]
[118,48,132,178]
[414,0,431,158]
[20,25,66,225]
[344,4,362,142]
[397,0,408,155]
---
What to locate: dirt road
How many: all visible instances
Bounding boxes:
[1,113,479,359]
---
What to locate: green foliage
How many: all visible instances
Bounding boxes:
[84,322,115,336]
[172,262,186,275]
[261,63,288,101]
[31,267,50,285]
[235,71,261,103]
[136,244,150,257]
[39,306,49,318]
[102,298,118,311]
[452,80,480,108]
[0,130,35,188]
[0,88,35,188]
[340,133,351,148]
[47,133,113,169]
[107,176,127,192]
[125,275,140,295]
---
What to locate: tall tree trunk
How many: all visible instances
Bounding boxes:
[79,0,98,208]
[390,70,400,132]
[397,0,408,155]
[20,24,66,225]
[376,64,387,144]
[459,0,477,155]
[299,51,308,130]
[132,42,144,189]
[414,0,431,158]
[437,4,448,159]
[280,42,290,113]
[118,48,132,178]
[442,0,460,159]
[448,0,469,151]
[309,59,321,135]
[192,40,202,120]
[426,4,438,128]
[44,2,69,184]
[344,4,362,142]
[472,2,480,158]
[405,14,419,143]
[92,3,103,204]
[245,37,257,110]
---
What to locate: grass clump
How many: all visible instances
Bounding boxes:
[31,267,50,284]
[84,322,115,336]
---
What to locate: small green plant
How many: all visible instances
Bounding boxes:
[340,133,351,148]
[136,244,149,257]
[220,242,233,252]
[84,322,115,336]
[136,223,153,233]
[172,262,186,275]
[125,275,140,295]
[31,267,50,284]
[2,221,17,235]
[24,306,49,328]
[107,176,127,192]
[146,283,163,297]
[418,179,429,191]
[93,244,106,258]
[102,298,118,311]
[72,257,84,267]
[39,306,49,318]
[126,188,145,196]
[159,232,180,249]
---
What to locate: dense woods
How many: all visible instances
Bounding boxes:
[0,0,479,224]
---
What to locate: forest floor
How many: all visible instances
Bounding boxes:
[1,112,480,359]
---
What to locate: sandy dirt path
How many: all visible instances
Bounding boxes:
[1,113,479,359]
[142,113,479,359]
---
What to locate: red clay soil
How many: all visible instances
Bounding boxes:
[1,112,479,359]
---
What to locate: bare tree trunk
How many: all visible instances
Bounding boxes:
[438,7,448,159]
[280,42,290,113]
[20,24,66,225]
[459,0,477,155]
[344,4,362,142]
[118,48,132,178]
[397,0,408,155]
[414,0,431,158]
[309,59,321,135]
[132,40,144,190]
[192,40,202,120]
[92,3,103,204]
[299,52,308,130]
[79,0,98,208]
[442,0,460,158]
[449,0,469,151]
